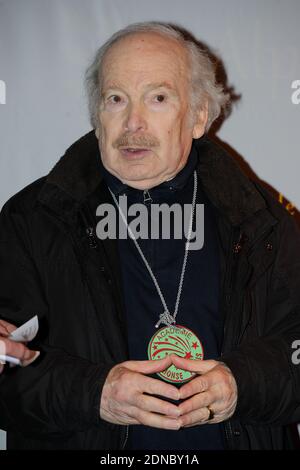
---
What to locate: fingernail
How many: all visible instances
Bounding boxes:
[21,351,40,367]
[170,420,181,430]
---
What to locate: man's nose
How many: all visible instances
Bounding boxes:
[123,102,147,133]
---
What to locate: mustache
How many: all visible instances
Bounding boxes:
[113,133,160,149]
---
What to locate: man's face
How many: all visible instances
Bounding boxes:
[96,33,207,190]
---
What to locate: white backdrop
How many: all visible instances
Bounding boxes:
[0,0,299,449]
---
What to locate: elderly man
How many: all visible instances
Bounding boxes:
[0,22,299,450]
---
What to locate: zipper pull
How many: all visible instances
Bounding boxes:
[86,227,98,249]
[143,189,152,204]
[233,232,248,254]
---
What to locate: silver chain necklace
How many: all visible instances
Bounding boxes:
[108,170,197,329]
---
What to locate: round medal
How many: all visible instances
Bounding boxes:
[148,324,204,384]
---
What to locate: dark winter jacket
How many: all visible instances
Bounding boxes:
[0,131,299,450]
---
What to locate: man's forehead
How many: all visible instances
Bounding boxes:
[101,35,189,92]
[102,32,188,68]
[108,31,184,51]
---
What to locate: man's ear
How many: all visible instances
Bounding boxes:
[192,102,208,139]
[95,127,100,139]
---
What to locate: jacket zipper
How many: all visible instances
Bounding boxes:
[122,425,129,449]
[221,228,241,346]
[79,209,98,249]
[143,189,153,204]
[220,228,241,449]
[236,289,252,346]
[85,226,98,249]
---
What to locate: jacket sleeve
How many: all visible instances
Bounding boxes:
[222,208,300,426]
[0,197,115,439]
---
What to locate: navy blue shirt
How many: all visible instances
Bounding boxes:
[103,144,225,450]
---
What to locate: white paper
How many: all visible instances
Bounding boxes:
[0,355,21,365]
[9,315,39,343]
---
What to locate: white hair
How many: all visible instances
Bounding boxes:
[85,21,229,132]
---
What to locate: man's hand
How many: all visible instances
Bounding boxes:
[0,319,40,373]
[171,355,237,427]
[100,356,182,430]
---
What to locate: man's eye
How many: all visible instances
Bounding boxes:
[154,94,166,103]
[108,95,122,103]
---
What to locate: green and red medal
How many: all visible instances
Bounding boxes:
[148,324,204,384]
